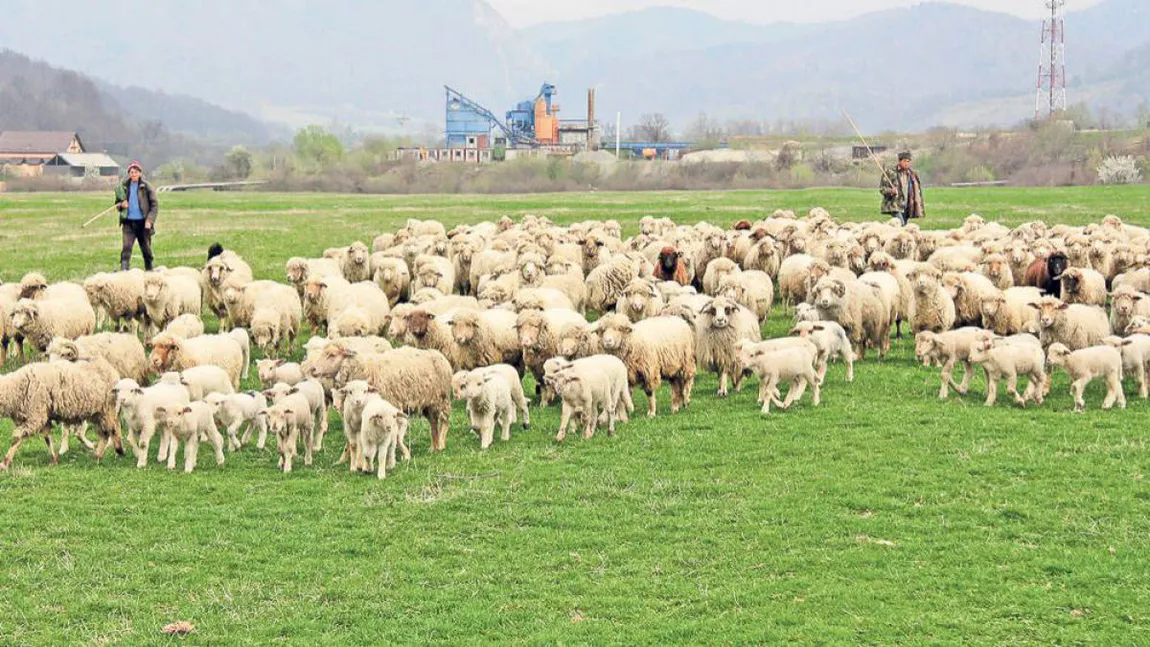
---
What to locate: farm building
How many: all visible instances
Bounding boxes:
[0,131,86,177]
[43,153,120,179]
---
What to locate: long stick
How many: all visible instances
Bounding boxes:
[82,204,117,228]
[841,109,894,183]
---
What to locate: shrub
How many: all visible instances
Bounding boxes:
[1097,155,1143,185]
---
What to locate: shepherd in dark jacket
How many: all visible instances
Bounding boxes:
[115,160,158,271]
[880,151,924,226]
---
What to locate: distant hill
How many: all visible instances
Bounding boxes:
[0,0,1146,134]
[94,81,283,145]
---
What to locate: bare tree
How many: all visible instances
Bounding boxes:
[629,113,673,143]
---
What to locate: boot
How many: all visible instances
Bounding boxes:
[144,260,154,271]
[120,260,130,272]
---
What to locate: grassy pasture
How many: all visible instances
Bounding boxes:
[0,186,1149,644]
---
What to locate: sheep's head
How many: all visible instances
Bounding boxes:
[793,303,819,324]
[251,318,278,352]
[979,295,1005,320]
[866,252,895,273]
[1126,316,1150,335]
[514,311,547,350]
[941,273,967,301]
[405,309,436,340]
[340,380,377,412]
[1028,298,1069,329]
[813,278,847,310]
[347,242,369,267]
[410,287,444,305]
[556,325,588,358]
[386,305,414,340]
[907,265,941,295]
[582,235,606,259]
[1110,287,1143,317]
[518,256,543,284]
[303,278,328,303]
[153,405,194,431]
[623,281,659,315]
[46,338,80,362]
[148,336,182,373]
[286,259,309,284]
[256,359,287,385]
[914,332,939,364]
[702,297,739,330]
[205,257,232,286]
[597,314,633,352]
[967,338,995,363]
[789,322,825,338]
[1059,268,1083,294]
[458,372,490,401]
[264,405,294,435]
[332,309,371,339]
[262,382,295,404]
[18,273,48,299]
[82,275,107,304]
[111,379,146,413]
[10,300,40,332]
[143,274,168,301]
[307,343,356,379]
[368,404,407,434]
[449,311,480,346]
[417,267,443,289]
[1045,343,1071,367]
[477,283,510,309]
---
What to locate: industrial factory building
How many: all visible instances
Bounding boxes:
[396,82,599,163]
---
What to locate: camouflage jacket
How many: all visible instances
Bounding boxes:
[879,166,924,219]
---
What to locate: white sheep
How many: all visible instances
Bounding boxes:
[914,327,989,399]
[596,314,696,417]
[979,287,1042,336]
[204,391,269,450]
[717,270,773,323]
[46,333,149,384]
[545,355,632,441]
[327,281,391,338]
[112,378,191,468]
[1109,286,1150,335]
[454,369,517,449]
[695,296,762,396]
[265,379,328,452]
[811,277,891,359]
[262,393,315,472]
[372,256,411,306]
[412,255,455,295]
[789,320,856,383]
[10,297,96,354]
[1102,334,1150,399]
[83,270,147,333]
[967,336,1046,407]
[358,397,409,479]
[154,402,226,473]
[341,242,373,283]
[256,359,305,388]
[148,332,246,390]
[142,272,202,337]
[742,345,821,414]
[163,313,205,340]
[1029,297,1111,351]
[1046,343,1126,412]
[906,264,957,334]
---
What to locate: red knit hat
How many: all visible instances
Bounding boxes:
[127,160,143,173]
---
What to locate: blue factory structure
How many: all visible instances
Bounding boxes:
[398,82,691,163]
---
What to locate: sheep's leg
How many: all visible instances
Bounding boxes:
[227,420,242,451]
[815,356,829,386]
[255,420,268,450]
[137,425,156,469]
[582,408,597,441]
[167,437,180,470]
[809,374,821,407]
[0,428,33,471]
[238,420,253,447]
[606,397,618,437]
[313,409,327,452]
[645,383,658,418]
[73,423,95,450]
[479,413,495,449]
[303,425,314,467]
[669,379,682,413]
[500,410,512,442]
[209,427,226,466]
[556,403,572,442]
[1026,370,1044,405]
[58,426,71,456]
[759,377,779,415]
[156,428,170,463]
[44,430,59,465]
[1071,378,1088,413]
[938,359,955,399]
[717,369,729,397]
[947,360,973,395]
[732,367,746,394]
[398,425,410,462]
[185,433,199,474]
[376,444,387,480]
[984,372,999,407]
[386,435,397,469]
[1135,363,1148,399]
[1108,374,1126,410]
[1006,372,1027,407]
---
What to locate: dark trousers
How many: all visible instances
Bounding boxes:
[121,220,154,270]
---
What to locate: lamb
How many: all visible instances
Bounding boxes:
[264,379,328,452]
[148,332,246,390]
[302,275,350,334]
[163,313,204,340]
[1022,251,1069,297]
[10,297,96,355]
[942,271,1000,328]
[615,279,664,323]
[859,269,912,339]
[515,308,588,403]
[159,365,234,400]
[1029,297,1111,350]
[304,335,391,363]
[1109,286,1150,336]
[0,355,122,471]
[979,287,1042,336]
[204,391,269,450]
[256,359,305,388]
[596,314,696,417]
[153,402,226,473]
[286,257,344,295]
[1005,241,1036,285]
[112,378,191,468]
[967,336,1046,407]
[358,398,409,479]
[586,255,639,314]
[701,257,740,296]
[326,281,390,338]
[47,333,149,384]
[454,364,531,430]
[448,308,522,373]
[543,355,632,441]
[789,320,856,383]
[695,297,762,397]
[811,277,891,358]
[83,270,147,333]
[742,232,782,278]
[716,271,773,323]
[776,254,816,305]
[262,393,315,472]
[793,303,820,324]
[372,257,411,306]
[141,272,202,336]
[341,241,373,283]
[1058,267,1107,307]
[454,369,518,449]
[906,264,957,334]
[741,344,821,414]
[1101,334,1150,399]
[914,328,990,399]
[306,345,454,452]
[1046,343,1126,412]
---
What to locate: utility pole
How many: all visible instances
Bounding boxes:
[1035,0,1067,121]
[615,112,621,158]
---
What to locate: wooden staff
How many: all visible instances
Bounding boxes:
[81,204,117,228]
[842,109,894,184]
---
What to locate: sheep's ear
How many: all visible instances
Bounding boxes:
[788,328,800,337]
[367,386,379,394]
[132,386,144,394]
[396,411,408,422]
[182,406,193,414]
[1026,302,1039,309]
[274,359,285,366]
[154,406,167,415]
[1134,294,1144,302]
[1056,303,1069,310]
[1122,339,1134,346]
[812,324,825,331]
[282,409,294,415]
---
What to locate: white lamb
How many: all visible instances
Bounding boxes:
[789,320,856,383]
[742,345,821,414]
[264,379,328,453]
[1102,334,1150,399]
[154,402,226,473]
[967,336,1046,407]
[256,359,305,388]
[204,391,269,450]
[1046,343,1126,412]
[454,369,517,449]
[545,354,632,441]
[112,378,191,468]
[358,398,410,479]
[159,365,234,400]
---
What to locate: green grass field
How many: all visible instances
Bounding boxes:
[1,186,1149,644]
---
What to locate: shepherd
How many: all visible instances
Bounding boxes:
[115,160,158,271]
[880,151,924,226]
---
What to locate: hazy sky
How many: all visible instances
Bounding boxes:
[487,0,1103,26]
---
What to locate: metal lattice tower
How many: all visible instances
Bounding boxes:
[1035,0,1067,120]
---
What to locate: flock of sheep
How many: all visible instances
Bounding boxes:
[1,208,1149,477]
